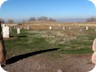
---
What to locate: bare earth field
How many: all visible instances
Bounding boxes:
[3,54,94,72]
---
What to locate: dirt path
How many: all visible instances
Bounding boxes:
[3,54,94,72]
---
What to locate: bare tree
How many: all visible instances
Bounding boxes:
[28,17,36,21]
[38,16,48,21]
[49,18,56,22]
[7,19,14,23]
[86,17,96,22]
[0,18,5,23]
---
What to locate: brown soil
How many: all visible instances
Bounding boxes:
[3,54,94,72]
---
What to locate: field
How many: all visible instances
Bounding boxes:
[3,22,96,72]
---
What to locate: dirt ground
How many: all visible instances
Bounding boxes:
[3,54,94,72]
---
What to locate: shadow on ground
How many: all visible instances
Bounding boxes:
[10,35,27,38]
[6,48,59,65]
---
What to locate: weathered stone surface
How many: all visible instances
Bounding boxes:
[91,52,96,64]
[92,39,96,52]
[57,69,63,72]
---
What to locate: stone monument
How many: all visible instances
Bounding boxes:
[89,39,96,72]
[17,28,20,34]
[2,25,9,38]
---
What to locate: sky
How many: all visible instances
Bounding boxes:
[0,0,96,21]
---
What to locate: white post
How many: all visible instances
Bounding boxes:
[95,29,96,32]
[69,27,71,30]
[63,27,65,30]
[2,25,10,38]
[49,26,52,30]
[17,28,20,34]
[27,26,30,30]
[86,26,88,30]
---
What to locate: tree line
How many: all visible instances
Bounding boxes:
[0,16,56,24]
[28,16,56,22]
[1,16,96,23]
[86,17,96,22]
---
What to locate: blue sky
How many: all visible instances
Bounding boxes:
[0,0,96,20]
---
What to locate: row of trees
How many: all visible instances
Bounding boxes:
[28,16,56,21]
[0,18,14,23]
[0,16,56,24]
[1,16,96,23]
[86,17,96,22]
